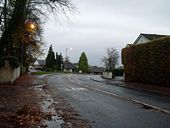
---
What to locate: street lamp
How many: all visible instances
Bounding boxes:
[65,47,72,62]
[25,19,36,32]
[30,23,36,30]
[20,20,36,73]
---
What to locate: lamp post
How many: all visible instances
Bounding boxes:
[65,47,72,62]
[21,20,36,73]
[30,23,35,29]
[25,19,36,32]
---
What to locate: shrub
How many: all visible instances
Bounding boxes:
[105,69,114,72]
[122,37,170,87]
[0,56,5,68]
[7,56,20,69]
[114,68,124,76]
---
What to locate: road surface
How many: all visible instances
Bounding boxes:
[47,74,170,128]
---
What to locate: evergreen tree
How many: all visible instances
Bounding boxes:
[55,52,62,71]
[55,52,63,71]
[58,53,64,70]
[55,52,59,70]
[45,45,55,71]
[78,52,89,73]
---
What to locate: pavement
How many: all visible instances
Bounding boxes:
[0,74,43,128]
[0,74,65,128]
[0,73,92,128]
[90,75,170,96]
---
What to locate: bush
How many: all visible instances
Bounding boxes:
[114,68,124,76]
[105,69,114,72]
[7,56,20,69]
[122,37,170,87]
[0,56,5,68]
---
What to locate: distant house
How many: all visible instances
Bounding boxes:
[133,33,167,45]
[125,44,133,48]
[89,66,105,74]
[126,33,168,48]
[34,59,46,70]
[64,61,76,73]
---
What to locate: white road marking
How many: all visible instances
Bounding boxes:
[68,76,170,115]
[70,79,76,83]
[58,87,88,92]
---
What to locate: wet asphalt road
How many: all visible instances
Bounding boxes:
[47,74,170,128]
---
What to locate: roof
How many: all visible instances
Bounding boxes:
[126,44,133,48]
[140,33,167,41]
[37,60,46,66]
[134,33,168,44]
[64,62,76,69]
[89,66,105,73]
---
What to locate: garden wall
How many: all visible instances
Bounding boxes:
[103,72,113,79]
[122,37,170,87]
[0,61,21,84]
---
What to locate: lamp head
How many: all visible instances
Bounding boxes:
[30,23,35,29]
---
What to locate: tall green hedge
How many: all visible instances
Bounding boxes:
[122,37,170,87]
[114,68,124,76]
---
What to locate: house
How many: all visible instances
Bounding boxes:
[133,33,167,45]
[126,33,168,48]
[125,44,133,48]
[89,66,105,74]
[64,61,76,73]
[33,59,46,70]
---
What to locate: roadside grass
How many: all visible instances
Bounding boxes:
[31,71,91,75]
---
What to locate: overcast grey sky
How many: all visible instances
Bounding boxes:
[43,0,170,66]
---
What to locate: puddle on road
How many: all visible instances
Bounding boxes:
[33,85,64,128]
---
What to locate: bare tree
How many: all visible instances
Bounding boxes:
[102,48,119,71]
[0,0,74,64]
[27,0,74,21]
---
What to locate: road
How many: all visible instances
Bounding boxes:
[47,74,170,128]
